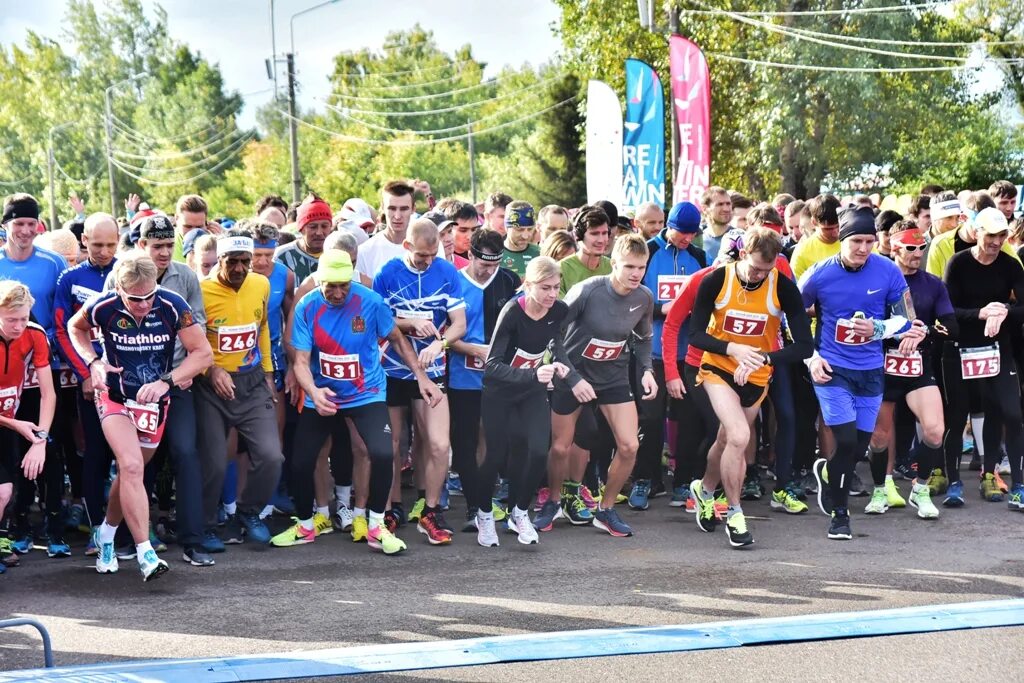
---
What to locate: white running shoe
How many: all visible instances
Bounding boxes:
[909,483,939,519]
[997,455,1011,475]
[94,530,118,575]
[334,505,355,532]
[510,512,539,545]
[139,549,169,582]
[476,514,499,547]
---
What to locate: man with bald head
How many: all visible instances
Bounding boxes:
[634,202,665,239]
[373,217,466,544]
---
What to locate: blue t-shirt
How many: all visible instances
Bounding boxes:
[290,283,393,409]
[372,256,465,380]
[799,253,908,371]
[83,287,196,402]
[0,246,69,366]
[267,261,289,370]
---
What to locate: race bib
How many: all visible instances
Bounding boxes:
[0,386,18,418]
[217,323,258,354]
[320,352,362,380]
[960,345,1000,380]
[59,369,79,388]
[657,275,689,301]
[582,338,626,362]
[396,309,433,338]
[22,366,39,389]
[835,320,871,346]
[464,354,485,371]
[125,399,160,434]
[884,349,923,378]
[510,348,546,370]
[724,310,768,337]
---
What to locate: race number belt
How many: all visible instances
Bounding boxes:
[835,320,871,346]
[217,323,257,354]
[510,348,545,370]
[657,275,689,301]
[125,399,160,434]
[884,349,923,378]
[724,310,768,337]
[959,344,1000,380]
[582,338,625,362]
[320,352,362,381]
[0,386,19,418]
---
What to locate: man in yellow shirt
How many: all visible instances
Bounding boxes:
[791,194,842,281]
[194,231,284,547]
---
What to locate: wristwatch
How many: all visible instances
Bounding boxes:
[159,371,175,385]
[762,352,772,366]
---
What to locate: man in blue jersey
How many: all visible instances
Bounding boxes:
[447,228,521,546]
[69,253,213,580]
[629,200,706,510]
[373,218,466,545]
[799,206,925,540]
[275,250,437,554]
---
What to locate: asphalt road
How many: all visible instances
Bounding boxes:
[1,462,1023,680]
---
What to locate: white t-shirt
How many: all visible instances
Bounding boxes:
[356,231,445,280]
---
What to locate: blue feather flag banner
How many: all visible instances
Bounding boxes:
[623,59,665,214]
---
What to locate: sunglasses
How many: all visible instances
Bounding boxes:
[123,288,158,302]
[897,244,922,252]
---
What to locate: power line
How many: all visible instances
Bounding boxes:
[779,22,1024,48]
[112,126,250,161]
[279,95,578,146]
[340,69,477,93]
[334,58,477,78]
[108,136,250,186]
[326,94,556,136]
[681,1,949,17]
[0,174,34,187]
[708,52,980,72]
[53,159,101,185]
[109,133,256,174]
[331,71,540,104]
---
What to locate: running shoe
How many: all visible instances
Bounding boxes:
[367,525,406,555]
[269,490,296,516]
[533,487,550,512]
[182,546,215,566]
[155,516,177,545]
[237,511,272,544]
[149,524,167,553]
[992,470,1010,494]
[690,480,717,533]
[222,515,244,544]
[533,500,563,532]
[11,533,33,555]
[476,515,499,547]
[434,510,455,534]
[407,497,426,523]
[0,537,18,567]
[713,494,729,518]
[46,537,71,558]
[508,512,539,545]
[827,509,853,540]
[885,478,906,508]
[115,544,136,560]
[390,502,405,527]
[65,504,87,533]
[94,529,118,574]
[980,473,1004,502]
[495,478,510,503]
[962,435,975,453]
[202,529,225,554]
[217,505,229,526]
[628,479,651,510]
[812,458,833,516]
[491,501,508,522]
[968,453,982,471]
[741,475,762,501]
[848,471,868,497]
[440,484,450,512]
[1007,484,1024,511]
[893,463,917,482]
[865,487,889,515]
[798,469,818,495]
[686,497,696,513]
[909,482,939,519]
[650,478,667,499]
[598,484,627,505]
[669,485,690,508]
[942,480,965,508]
[334,505,354,532]
[270,521,316,547]
[926,469,949,496]
[770,488,807,514]
[313,512,334,536]
[351,515,368,542]
[417,511,453,545]
[446,472,464,497]
[724,513,753,548]
[580,485,600,510]
[592,507,633,537]
[562,493,594,525]
[997,455,1011,475]
[462,508,478,532]
[138,548,169,582]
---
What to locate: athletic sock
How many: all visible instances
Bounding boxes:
[135,540,154,558]
[562,480,581,496]
[298,517,314,531]
[368,511,384,530]
[353,507,366,519]
[223,501,237,516]
[315,505,329,518]
[98,521,117,545]
[726,505,742,520]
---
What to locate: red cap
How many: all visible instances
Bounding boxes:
[296,196,332,231]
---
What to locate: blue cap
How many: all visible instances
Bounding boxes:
[182,228,210,257]
[666,201,701,233]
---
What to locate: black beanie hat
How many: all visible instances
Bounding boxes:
[2,195,40,224]
[839,206,877,241]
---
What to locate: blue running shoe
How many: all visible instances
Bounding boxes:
[269,490,295,516]
[533,500,563,532]
[11,534,33,555]
[202,529,226,553]
[628,480,651,511]
[561,494,594,525]
[593,507,633,537]
[238,511,271,544]
[46,538,71,558]
[446,472,463,497]
[943,480,965,508]
[1007,483,1024,511]
[669,485,690,508]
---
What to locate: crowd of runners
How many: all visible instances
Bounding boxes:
[0,178,1021,581]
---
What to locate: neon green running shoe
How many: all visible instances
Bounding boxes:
[407,497,426,523]
[313,512,334,536]
[367,525,406,555]
[885,478,906,508]
[864,487,889,514]
[770,488,808,514]
[270,521,315,547]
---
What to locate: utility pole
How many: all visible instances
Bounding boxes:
[668,6,680,197]
[467,121,477,204]
[287,52,301,202]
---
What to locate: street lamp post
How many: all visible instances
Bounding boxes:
[104,72,148,216]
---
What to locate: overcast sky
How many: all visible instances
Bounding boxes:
[2,0,564,127]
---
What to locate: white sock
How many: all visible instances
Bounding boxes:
[98,521,117,544]
[353,507,366,519]
[335,485,351,508]
[135,540,153,558]
[315,505,329,518]
[223,501,237,515]
[298,517,314,531]
[368,511,384,530]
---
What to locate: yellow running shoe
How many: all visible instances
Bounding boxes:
[350,514,368,542]
[598,485,627,505]
[270,521,315,547]
[367,525,407,555]
[884,478,906,508]
[407,497,426,523]
[313,512,334,536]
